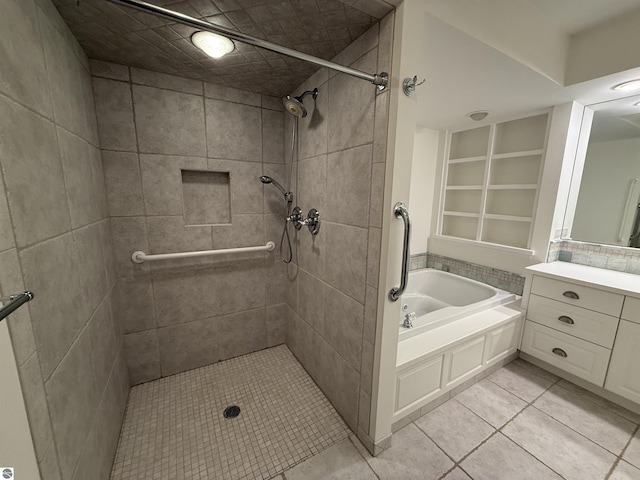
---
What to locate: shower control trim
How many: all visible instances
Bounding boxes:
[305,208,320,235]
[288,206,304,230]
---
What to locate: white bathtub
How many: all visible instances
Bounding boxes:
[399,269,516,341]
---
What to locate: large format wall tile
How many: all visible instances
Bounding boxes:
[87,299,118,397]
[114,276,156,334]
[0,175,15,252]
[323,286,364,372]
[133,85,206,156]
[45,330,99,480]
[124,330,160,385]
[205,98,262,161]
[92,77,137,152]
[262,109,285,163]
[0,0,53,118]
[324,222,368,303]
[157,318,221,376]
[0,95,70,247]
[208,158,263,215]
[326,145,372,227]
[102,151,145,216]
[73,223,109,318]
[110,216,149,278]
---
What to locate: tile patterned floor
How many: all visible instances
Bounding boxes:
[110,345,349,480]
[280,358,640,480]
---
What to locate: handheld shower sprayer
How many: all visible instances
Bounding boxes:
[260,175,293,203]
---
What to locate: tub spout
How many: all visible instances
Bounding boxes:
[403,312,415,329]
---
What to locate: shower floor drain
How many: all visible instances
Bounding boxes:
[223,405,241,418]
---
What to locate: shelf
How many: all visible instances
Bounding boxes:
[446,185,484,191]
[484,214,532,223]
[444,211,480,218]
[487,184,538,190]
[448,156,487,164]
[491,150,543,159]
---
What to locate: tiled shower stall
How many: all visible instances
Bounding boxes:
[0,0,393,478]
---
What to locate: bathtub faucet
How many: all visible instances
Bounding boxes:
[403,312,415,329]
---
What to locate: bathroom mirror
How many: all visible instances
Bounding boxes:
[562,94,640,248]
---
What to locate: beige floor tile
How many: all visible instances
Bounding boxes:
[556,379,640,424]
[284,438,376,480]
[454,379,527,428]
[367,424,453,480]
[623,430,640,469]
[414,399,494,461]
[487,359,557,403]
[461,433,562,480]
[610,460,640,480]
[442,467,472,479]
[533,385,636,455]
[503,407,616,480]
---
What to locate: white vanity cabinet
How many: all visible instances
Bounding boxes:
[523,262,640,406]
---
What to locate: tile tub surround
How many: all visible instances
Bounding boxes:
[413,253,526,296]
[92,61,291,384]
[0,1,128,479]
[548,239,640,274]
[279,357,640,480]
[110,345,350,480]
[284,13,393,449]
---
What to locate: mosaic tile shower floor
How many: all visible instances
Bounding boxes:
[110,345,350,480]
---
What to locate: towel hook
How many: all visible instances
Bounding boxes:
[402,75,426,97]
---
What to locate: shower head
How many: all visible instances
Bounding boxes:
[260,175,293,202]
[283,88,318,118]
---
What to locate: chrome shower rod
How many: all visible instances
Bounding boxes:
[102,0,389,90]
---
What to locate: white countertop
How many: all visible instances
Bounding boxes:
[526,262,640,297]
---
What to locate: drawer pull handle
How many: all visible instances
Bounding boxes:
[558,315,575,325]
[552,347,568,358]
[563,291,580,300]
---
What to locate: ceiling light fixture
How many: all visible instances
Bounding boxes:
[191,31,235,58]
[467,110,489,121]
[613,80,640,92]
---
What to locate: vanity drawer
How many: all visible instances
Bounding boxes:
[622,296,640,324]
[527,295,619,348]
[531,276,624,316]
[521,321,610,386]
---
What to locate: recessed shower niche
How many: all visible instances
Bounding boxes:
[181,169,231,225]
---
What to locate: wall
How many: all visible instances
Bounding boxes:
[572,137,640,245]
[0,1,128,480]
[548,240,640,274]
[91,62,289,384]
[283,14,393,448]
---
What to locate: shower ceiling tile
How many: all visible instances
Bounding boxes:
[53,0,386,96]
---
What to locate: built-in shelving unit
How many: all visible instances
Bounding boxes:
[439,113,550,249]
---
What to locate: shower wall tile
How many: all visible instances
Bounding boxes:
[266,303,288,347]
[115,277,156,334]
[373,90,390,164]
[87,298,118,397]
[0,0,53,119]
[363,286,378,344]
[0,249,36,366]
[360,338,375,396]
[369,163,385,227]
[92,77,137,152]
[140,154,207,216]
[73,223,109,317]
[321,339,360,432]
[205,82,262,107]
[332,22,378,69]
[102,151,145,216]
[326,145,372,227]
[327,49,376,153]
[124,330,161,385]
[367,227,382,288]
[58,128,104,228]
[297,268,326,333]
[157,318,221,376]
[263,109,285,164]
[205,98,262,161]
[18,352,53,462]
[131,67,203,95]
[19,233,88,380]
[325,222,368,303]
[265,259,292,307]
[0,176,15,252]
[262,162,288,216]
[208,158,264,214]
[152,265,266,327]
[110,216,150,278]
[323,285,364,372]
[359,388,372,434]
[298,80,329,161]
[133,85,206,156]
[146,215,213,254]
[262,94,285,111]
[39,443,62,480]
[297,155,327,213]
[45,330,99,480]
[99,219,117,288]
[0,95,70,248]
[90,59,130,82]
[211,213,265,249]
[296,227,326,280]
[377,12,394,74]
[217,308,268,360]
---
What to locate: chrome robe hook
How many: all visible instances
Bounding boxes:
[402,75,426,97]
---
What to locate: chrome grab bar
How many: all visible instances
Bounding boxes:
[0,291,34,322]
[389,202,411,302]
[131,242,276,263]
